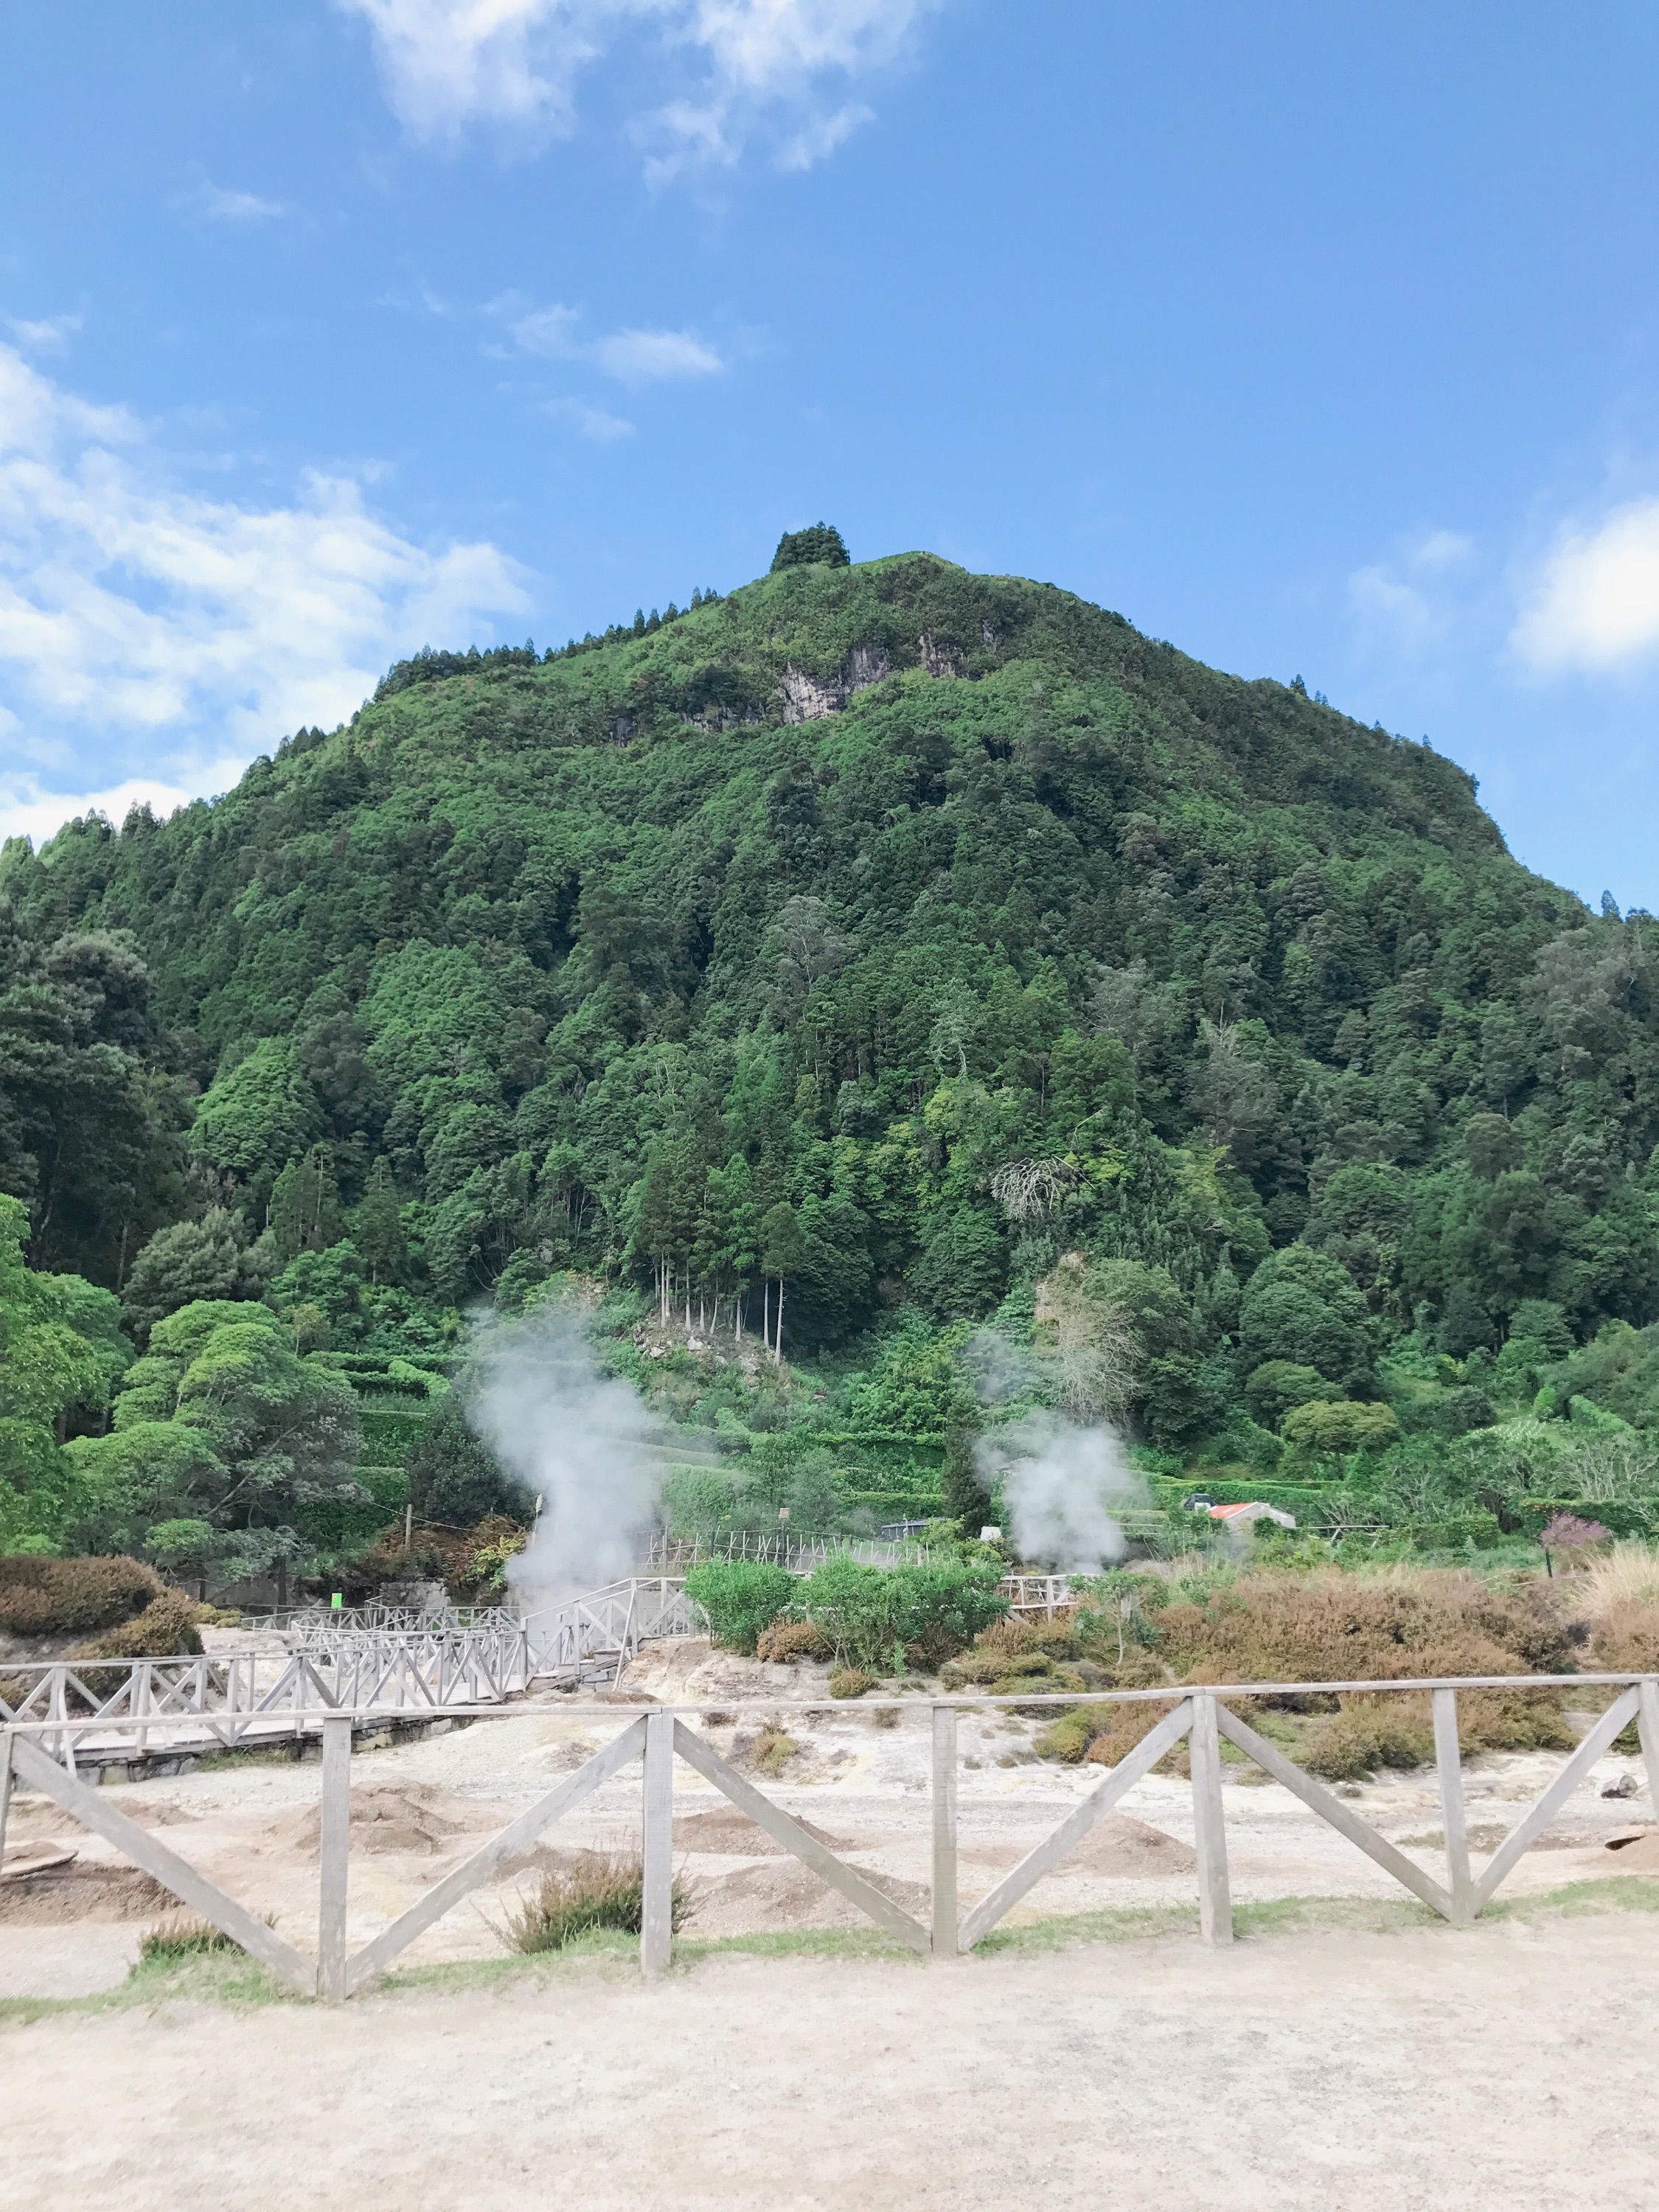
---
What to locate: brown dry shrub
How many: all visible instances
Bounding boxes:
[1587,1599,1659,1672]
[1082,1697,1191,1775]
[68,1593,205,1695]
[0,1555,162,1635]
[1151,1568,1571,1688]
[972,1610,1082,1662]
[1299,1695,1436,1781]
[828,1666,874,1699]
[756,1618,832,1664]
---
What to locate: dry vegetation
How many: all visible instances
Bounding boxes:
[936,1552,1659,1782]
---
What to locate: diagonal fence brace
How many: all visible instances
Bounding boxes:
[1214,1703,1455,1919]
[344,1715,647,1994]
[1474,1686,1641,1911]
[7,1731,316,1996]
[957,1697,1196,1952]
[672,1720,932,1955]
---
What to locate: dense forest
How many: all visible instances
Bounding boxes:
[6,528,1659,1585]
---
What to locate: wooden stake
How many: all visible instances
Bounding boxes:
[641,1709,675,1976]
[318,1718,352,2000]
[931,1705,958,1957]
[1433,1688,1473,1925]
[1190,1693,1233,1947]
[1638,1679,1659,1818]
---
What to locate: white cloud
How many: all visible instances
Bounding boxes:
[188,178,290,221]
[0,763,250,850]
[338,0,939,170]
[491,293,725,382]
[574,404,636,439]
[1512,498,1659,674]
[1346,529,1475,657]
[0,344,530,848]
[507,300,584,357]
[591,326,723,380]
[7,314,83,354]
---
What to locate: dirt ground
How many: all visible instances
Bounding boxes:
[7,1913,1659,2212]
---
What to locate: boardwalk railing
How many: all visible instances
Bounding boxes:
[523,1577,706,1685]
[0,1579,709,1764]
[4,1671,1657,1998]
[0,1620,532,1770]
[275,1604,519,1639]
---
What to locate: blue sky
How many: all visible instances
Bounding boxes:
[1,2,1658,909]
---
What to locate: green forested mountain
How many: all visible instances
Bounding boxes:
[5,543,1659,1567]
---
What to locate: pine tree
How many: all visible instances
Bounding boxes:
[941,1415,994,1531]
[352,1158,408,1286]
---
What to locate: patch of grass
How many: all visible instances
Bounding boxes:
[973,1877,1659,1956]
[751,1725,801,1774]
[501,1853,688,1954]
[10,1877,1659,2031]
[674,1925,917,1964]
[0,1947,300,2028]
[139,1912,248,1964]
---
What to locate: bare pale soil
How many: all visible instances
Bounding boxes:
[7,1913,1659,2212]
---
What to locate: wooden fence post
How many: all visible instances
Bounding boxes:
[1189,1692,1233,1946]
[1638,1680,1659,1818]
[1433,1688,1474,1924]
[0,1733,13,1870]
[641,1708,675,1977]
[932,1705,958,1958]
[318,1717,352,2000]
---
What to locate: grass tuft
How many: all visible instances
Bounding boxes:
[501,1853,688,1955]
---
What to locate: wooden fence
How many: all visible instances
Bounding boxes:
[4,1671,1657,1998]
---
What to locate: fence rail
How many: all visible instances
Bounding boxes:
[644,1531,934,1572]
[4,1670,1657,1998]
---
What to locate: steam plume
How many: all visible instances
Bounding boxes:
[974,1412,1142,1571]
[464,1304,662,1605]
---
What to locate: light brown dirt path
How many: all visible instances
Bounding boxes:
[9,1913,1658,2212]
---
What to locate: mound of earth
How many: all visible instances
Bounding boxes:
[0,1862,173,1924]
[1603,1826,1659,1870]
[673,1806,848,1856]
[684,1859,931,1936]
[956,1812,1194,1879]
[281,1781,487,1857]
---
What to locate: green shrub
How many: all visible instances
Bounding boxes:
[0,1554,162,1635]
[1034,1708,1101,1762]
[800,1557,1008,1670]
[828,1666,875,1698]
[503,1854,686,1952]
[684,1560,795,1654]
[750,1724,801,1773]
